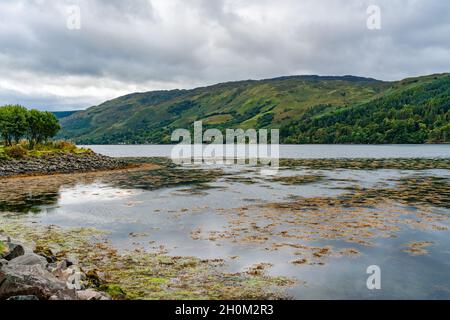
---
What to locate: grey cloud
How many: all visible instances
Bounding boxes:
[0,0,449,110]
[0,88,95,111]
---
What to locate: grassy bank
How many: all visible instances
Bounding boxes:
[0,141,90,160]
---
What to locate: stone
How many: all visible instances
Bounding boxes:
[47,244,63,257]
[0,264,77,300]
[38,253,57,263]
[7,295,39,300]
[0,259,8,268]
[77,289,112,301]
[0,152,128,178]
[66,271,86,290]
[50,260,76,282]
[64,259,74,267]
[3,243,25,261]
[8,253,48,267]
[65,254,78,266]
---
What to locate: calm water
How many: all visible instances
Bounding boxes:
[81,144,450,159]
[2,145,449,299]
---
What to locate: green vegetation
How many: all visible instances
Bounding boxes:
[0,105,89,160]
[282,74,450,143]
[52,110,80,120]
[0,105,60,147]
[0,220,293,299]
[99,284,126,300]
[0,140,89,160]
[57,73,450,144]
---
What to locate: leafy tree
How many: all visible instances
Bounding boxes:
[0,105,28,145]
[27,109,45,147]
[26,109,61,146]
[0,105,61,147]
[41,111,61,142]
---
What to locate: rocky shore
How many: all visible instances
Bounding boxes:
[0,152,129,178]
[0,235,112,300]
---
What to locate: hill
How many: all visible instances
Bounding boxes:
[52,111,80,120]
[57,74,450,144]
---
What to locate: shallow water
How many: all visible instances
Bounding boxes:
[1,146,449,299]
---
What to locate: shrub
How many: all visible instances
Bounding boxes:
[53,140,77,152]
[5,144,28,159]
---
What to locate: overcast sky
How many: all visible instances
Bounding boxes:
[0,0,449,111]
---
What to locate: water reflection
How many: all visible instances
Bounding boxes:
[1,158,449,299]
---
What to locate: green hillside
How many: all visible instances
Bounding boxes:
[52,110,80,120]
[58,74,450,144]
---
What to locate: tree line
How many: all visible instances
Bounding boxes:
[0,105,60,147]
[281,76,450,144]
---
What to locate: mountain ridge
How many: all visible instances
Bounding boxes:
[57,73,450,144]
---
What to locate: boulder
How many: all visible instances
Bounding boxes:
[66,269,87,291]
[7,295,39,300]
[77,289,112,300]
[8,253,48,267]
[0,264,77,300]
[3,243,25,261]
[50,261,77,282]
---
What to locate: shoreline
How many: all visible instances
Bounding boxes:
[1,220,293,300]
[0,151,160,180]
[0,162,160,181]
[0,233,113,300]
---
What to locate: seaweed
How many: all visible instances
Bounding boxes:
[0,218,295,300]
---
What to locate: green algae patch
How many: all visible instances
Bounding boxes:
[0,218,294,300]
[99,284,126,299]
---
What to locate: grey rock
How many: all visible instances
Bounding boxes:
[66,270,86,290]
[7,295,39,300]
[77,289,112,301]
[3,243,25,261]
[0,259,8,268]
[0,264,77,300]
[9,253,48,267]
[38,253,57,263]
[50,260,77,282]
[64,259,74,267]
[47,244,62,257]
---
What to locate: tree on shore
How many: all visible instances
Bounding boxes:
[27,109,61,147]
[0,105,28,145]
[0,105,61,147]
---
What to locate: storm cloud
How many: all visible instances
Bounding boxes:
[0,0,449,110]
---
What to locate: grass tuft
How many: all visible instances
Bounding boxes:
[0,141,91,159]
